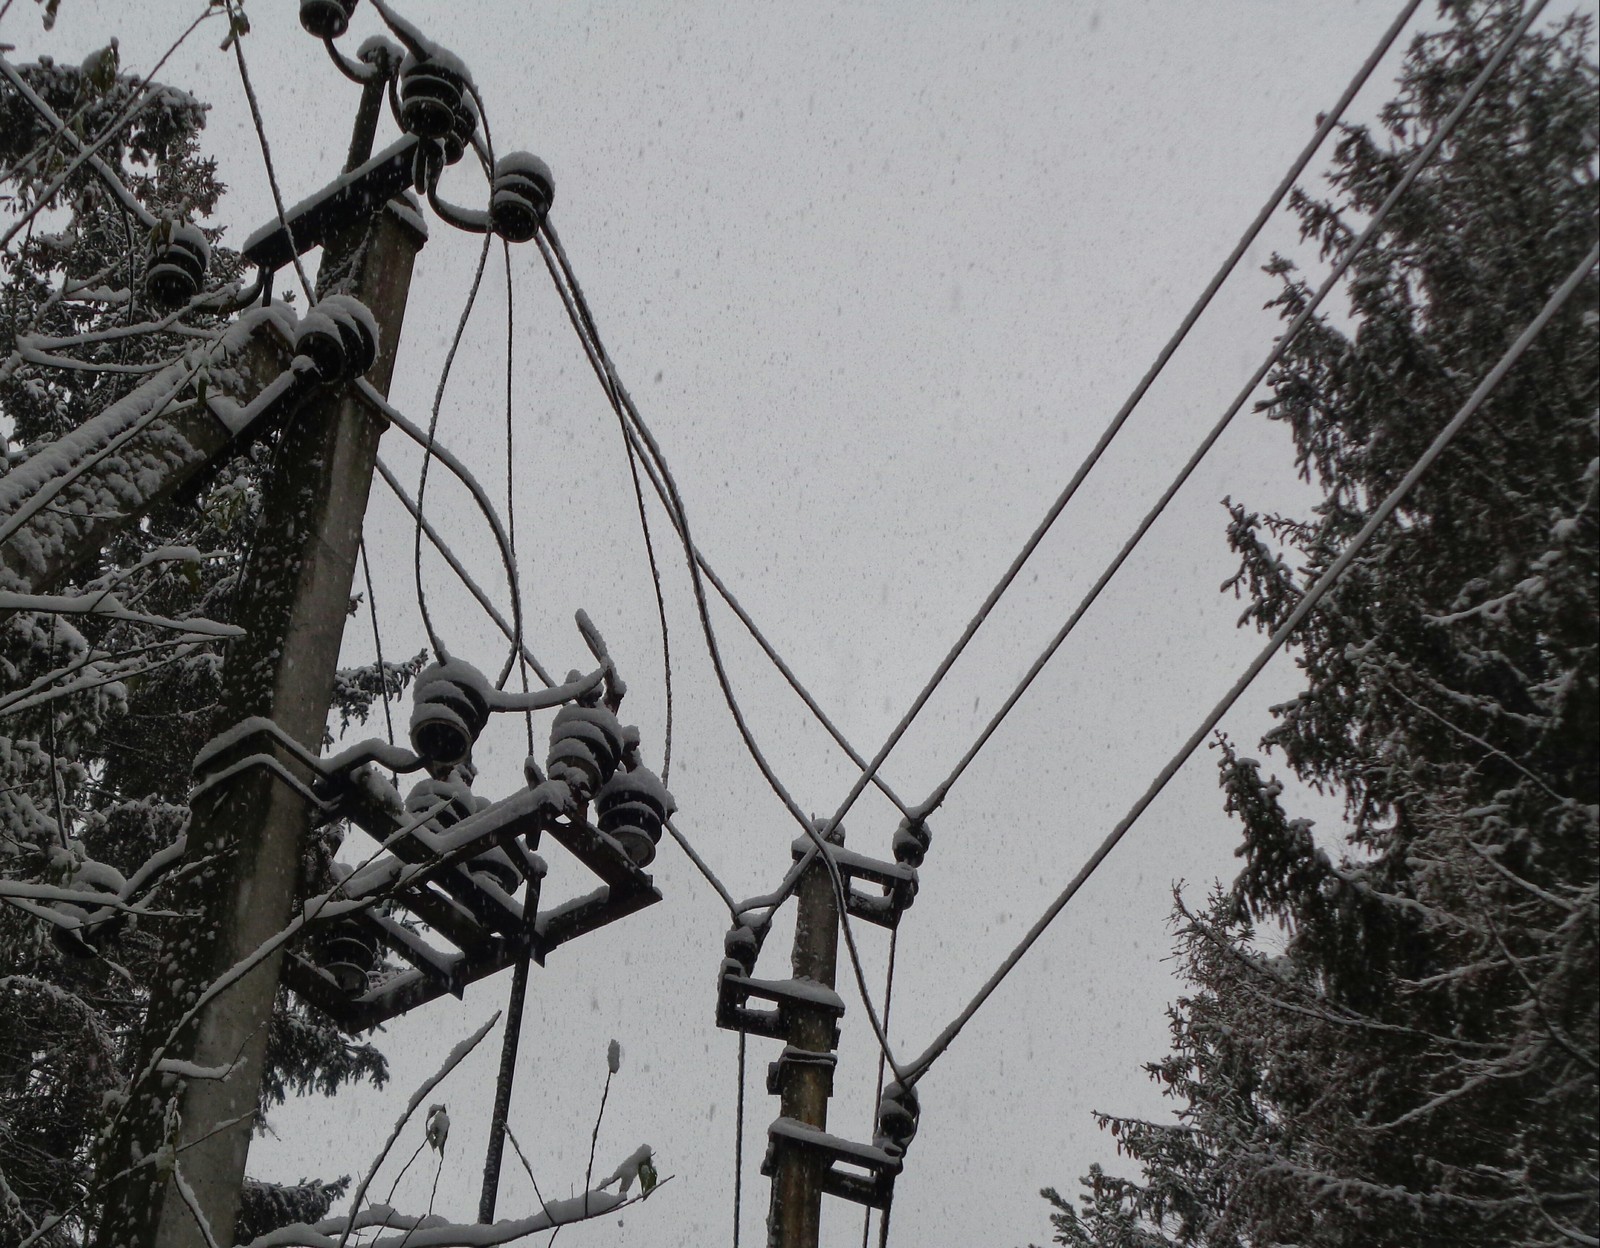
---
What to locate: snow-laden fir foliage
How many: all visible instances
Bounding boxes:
[1042,4,1597,1246]
[0,51,408,1244]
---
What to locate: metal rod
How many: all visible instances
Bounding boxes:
[479,949,533,1222]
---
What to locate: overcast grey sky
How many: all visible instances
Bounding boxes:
[10,2,1439,1244]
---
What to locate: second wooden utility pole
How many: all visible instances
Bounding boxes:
[93,82,424,1248]
[768,827,843,1248]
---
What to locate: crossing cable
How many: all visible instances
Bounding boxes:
[0,8,215,254]
[358,536,398,754]
[895,239,1600,1090]
[524,220,914,821]
[802,0,1435,855]
[534,222,910,1081]
[903,0,1551,826]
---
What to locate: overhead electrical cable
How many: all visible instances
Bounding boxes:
[802,0,1441,853]
[907,0,1551,823]
[897,239,1599,1089]
[534,221,910,1080]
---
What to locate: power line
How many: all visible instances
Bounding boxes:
[797,0,1432,852]
[899,239,1599,1089]
[412,229,494,661]
[908,0,1551,822]
[535,220,910,1082]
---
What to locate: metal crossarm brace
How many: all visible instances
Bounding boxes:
[788,836,918,930]
[282,769,662,1032]
[762,1118,902,1212]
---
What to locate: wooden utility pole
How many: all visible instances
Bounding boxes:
[93,83,424,1248]
[767,827,843,1248]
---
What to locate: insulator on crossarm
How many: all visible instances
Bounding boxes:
[595,765,674,866]
[892,815,932,868]
[399,50,478,166]
[144,221,209,309]
[319,917,379,995]
[874,1081,920,1158]
[545,702,626,801]
[489,152,553,242]
[409,660,491,770]
[405,773,479,830]
[299,0,359,38]
[294,294,378,384]
[723,922,761,976]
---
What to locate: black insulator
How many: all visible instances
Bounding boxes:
[406,775,478,829]
[489,152,554,243]
[595,765,673,866]
[467,846,522,893]
[144,222,209,309]
[875,1081,920,1156]
[399,52,477,165]
[294,295,378,384]
[546,703,626,800]
[320,919,378,995]
[892,815,932,868]
[723,923,759,976]
[299,0,358,38]
[409,660,491,769]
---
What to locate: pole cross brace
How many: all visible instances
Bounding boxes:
[789,837,919,930]
[761,1117,903,1212]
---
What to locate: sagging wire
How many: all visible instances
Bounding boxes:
[896,241,1599,1090]
[800,0,1446,870]
[502,240,535,752]
[535,218,909,1084]
[902,0,1553,832]
[412,229,494,661]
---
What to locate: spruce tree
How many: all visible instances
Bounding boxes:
[0,48,410,1243]
[1042,4,1597,1245]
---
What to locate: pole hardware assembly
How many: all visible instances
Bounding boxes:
[714,814,930,1247]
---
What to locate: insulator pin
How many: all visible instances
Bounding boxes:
[294,294,379,384]
[399,52,478,165]
[409,660,491,769]
[723,923,760,976]
[489,152,554,242]
[892,815,932,868]
[874,1081,920,1157]
[144,221,210,309]
[595,765,673,866]
[299,0,359,38]
[545,703,626,800]
[320,918,378,995]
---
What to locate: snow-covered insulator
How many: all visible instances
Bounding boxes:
[144,221,210,309]
[399,51,478,165]
[293,294,379,384]
[545,703,626,800]
[489,152,554,243]
[874,1080,920,1158]
[466,845,523,894]
[594,765,673,866]
[723,923,760,976]
[321,919,378,995]
[409,659,492,769]
[299,0,358,38]
[405,773,479,829]
[891,815,932,869]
